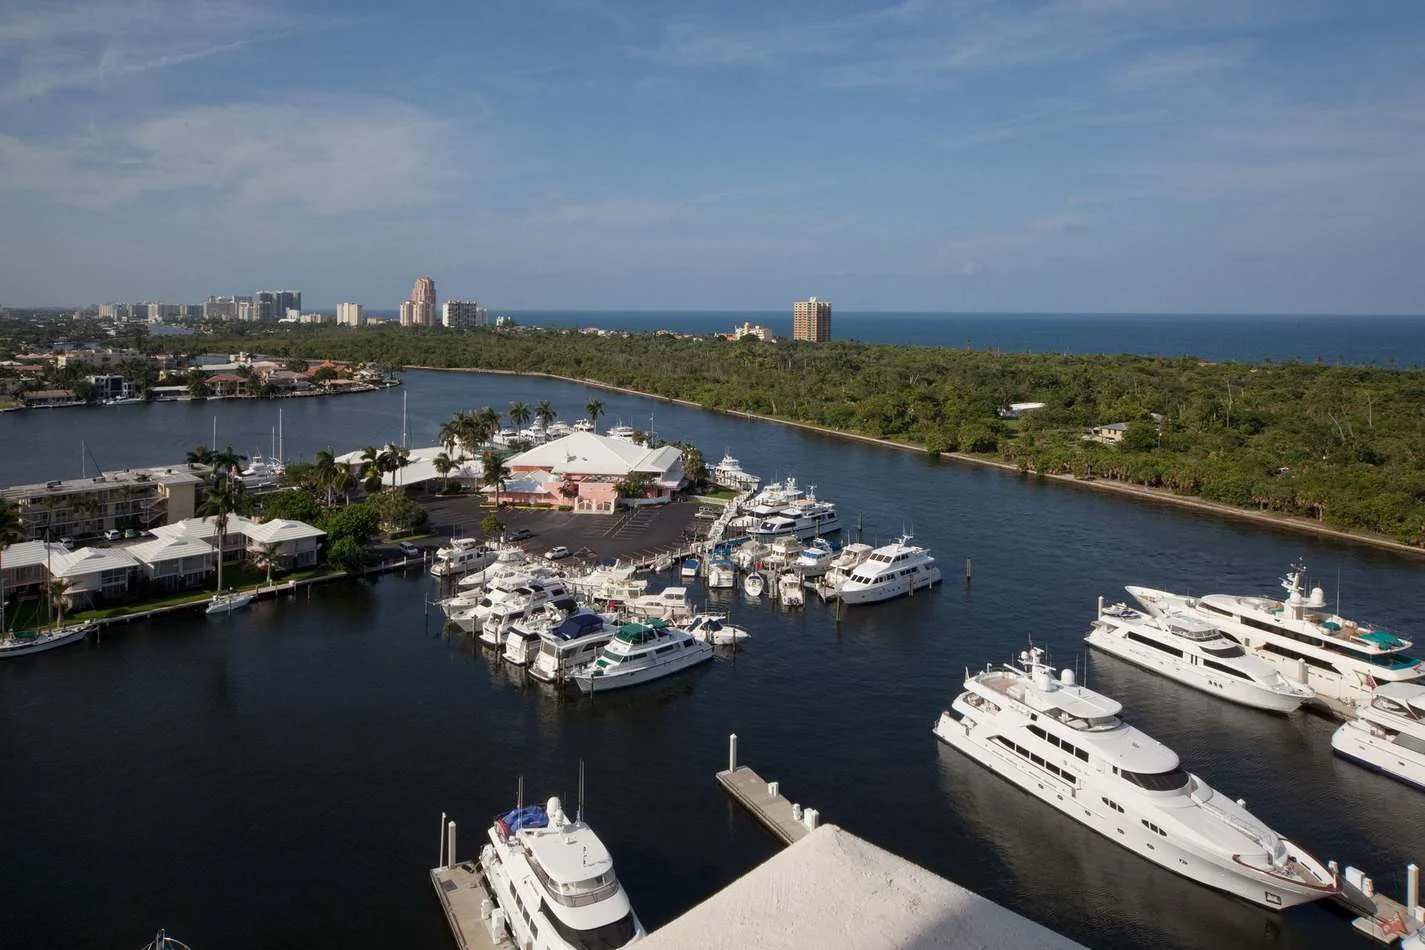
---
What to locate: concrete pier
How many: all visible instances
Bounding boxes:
[1347,861,1423,945]
[715,734,817,845]
[429,861,512,950]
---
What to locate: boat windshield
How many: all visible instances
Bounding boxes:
[1200,643,1246,658]
[1043,707,1121,732]
[539,902,638,949]
[1117,766,1191,792]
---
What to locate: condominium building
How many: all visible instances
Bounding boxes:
[792,296,832,342]
[336,302,364,327]
[402,276,436,327]
[442,299,487,329]
[252,290,301,322]
[146,303,182,324]
[0,466,204,542]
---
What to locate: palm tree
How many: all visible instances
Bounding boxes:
[482,452,509,509]
[476,406,501,442]
[509,401,532,431]
[586,399,605,431]
[210,445,245,478]
[330,462,357,504]
[438,419,462,458]
[359,445,384,494]
[377,443,411,491]
[185,445,214,467]
[48,577,74,628]
[434,452,455,492]
[535,400,556,430]
[200,466,247,594]
[314,449,338,506]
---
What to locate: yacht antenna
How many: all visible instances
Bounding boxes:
[577,759,585,823]
[517,774,524,810]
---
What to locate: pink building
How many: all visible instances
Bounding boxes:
[498,432,687,513]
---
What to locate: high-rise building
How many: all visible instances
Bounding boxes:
[792,296,832,342]
[336,302,364,327]
[146,302,182,324]
[253,290,301,322]
[403,276,436,327]
[204,296,239,321]
[399,300,417,327]
[441,299,487,329]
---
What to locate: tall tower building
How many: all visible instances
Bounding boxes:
[399,300,417,327]
[792,296,832,342]
[336,302,364,327]
[442,300,487,329]
[407,276,436,327]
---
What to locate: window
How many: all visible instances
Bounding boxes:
[1202,658,1250,680]
[1126,632,1183,658]
[1141,819,1168,837]
[1118,766,1190,792]
[1101,797,1125,813]
[1201,643,1246,659]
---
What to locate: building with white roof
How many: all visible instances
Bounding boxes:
[503,432,687,513]
[48,546,142,606]
[0,540,71,597]
[150,514,325,571]
[334,446,483,490]
[126,535,219,590]
[0,465,204,542]
[641,824,1084,950]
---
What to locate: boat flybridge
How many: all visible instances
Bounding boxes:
[1128,563,1424,708]
[1331,682,1425,791]
[573,619,713,693]
[481,792,644,949]
[1087,600,1315,713]
[430,538,497,579]
[932,647,1341,910]
[529,612,620,684]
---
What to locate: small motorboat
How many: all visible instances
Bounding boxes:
[779,572,805,607]
[743,571,765,598]
[681,557,700,580]
[685,613,750,645]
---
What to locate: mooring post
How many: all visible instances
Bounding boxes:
[965,558,972,583]
[1407,862,1419,918]
[728,733,738,772]
[446,820,457,871]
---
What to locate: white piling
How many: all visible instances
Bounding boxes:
[768,781,779,797]
[791,803,803,821]
[729,733,738,772]
[1296,658,1308,684]
[446,820,457,870]
[1097,595,1103,618]
[438,811,447,867]
[1408,863,1419,916]
[804,807,820,830]
[1363,876,1375,898]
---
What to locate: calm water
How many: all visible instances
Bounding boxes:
[2,371,1423,950]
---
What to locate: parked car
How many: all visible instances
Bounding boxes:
[103,529,122,542]
[544,545,572,560]
[122,528,140,539]
[398,541,420,557]
[59,537,75,550]
[506,528,534,541]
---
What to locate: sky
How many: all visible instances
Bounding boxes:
[0,0,1422,314]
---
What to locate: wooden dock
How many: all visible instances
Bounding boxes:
[430,861,512,950]
[715,734,818,846]
[1345,862,1423,945]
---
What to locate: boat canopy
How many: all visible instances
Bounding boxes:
[1360,630,1408,649]
[616,619,668,644]
[499,804,548,835]
[552,614,604,641]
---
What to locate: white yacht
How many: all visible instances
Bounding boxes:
[477,581,576,648]
[778,572,805,607]
[573,419,595,433]
[711,452,760,491]
[1087,600,1315,713]
[529,613,620,684]
[1331,683,1425,790]
[481,795,644,949]
[547,421,573,438]
[705,558,736,589]
[625,586,692,622]
[0,620,94,659]
[683,613,749,646]
[456,546,535,591]
[742,571,765,598]
[1128,563,1424,708]
[746,497,840,542]
[605,423,637,442]
[205,590,253,615]
[430,538,497,579]
[730,539,770,571]
[932,648,1341,910]
[491,427,520,447]
[448,571,555,633]
[502,604,598,667]
[573,619,714,693]
[794,538,839,578]
[838,535,941,605]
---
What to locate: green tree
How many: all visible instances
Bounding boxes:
[1119,420,1159,453]
[482,452,509,508]
[585,399,604,431]
[481,513,505,539]
[433,451,455,492]
[262,489,324,524]
[0,498,25,545]
[535,399,556,429]
[185,445,214,467]
[509,401,532,430]
[326,536,367,573]
[614,471,653,499]
[324,503,379,547]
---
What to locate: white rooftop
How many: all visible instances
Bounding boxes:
[127,536,219,564]
[50,545,141,580]
[0,540,71,570]
[507,432,684,481]
[640,824,1085,950]
[244,518,326,544]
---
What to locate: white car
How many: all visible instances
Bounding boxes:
[544,546,572,560]
[103,529,122,542]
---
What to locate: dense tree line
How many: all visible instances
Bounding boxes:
[152,325,1425,547]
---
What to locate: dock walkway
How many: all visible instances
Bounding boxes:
[715,734,818,846]
[430,861,512,950]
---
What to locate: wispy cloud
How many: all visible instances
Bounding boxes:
[0,0,316,102]
[0,98,459,214]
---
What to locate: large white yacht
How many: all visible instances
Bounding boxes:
[711,452,760,491]
[1128,563,1423,708]
[477,581,576,648]
[838,535,941,605]
[481,795,644,949]
[503,605,603,668]
[430,538,498,579]
[1331,683,1425,790]
[745,497,841,542]
[932,648,1341,910]
[624,586,692,622]
[455,545,533,590]
[793,538,839,578]
[1087,600,1315,713]
[573,619,714,693]
[529,613,620,684]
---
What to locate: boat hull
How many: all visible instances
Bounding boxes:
[0,623,91,658]
[205,593,253,615]
[574,646,712,694]
[1330,721,1425,791]
[1085,629,1307,713]
[840,567,941,605]
[933,711,1330,910]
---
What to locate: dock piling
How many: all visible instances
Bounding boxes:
[1409,863,1419,918]
[447,820,457,872]
[728,733,738,772]
[965,558,972,583]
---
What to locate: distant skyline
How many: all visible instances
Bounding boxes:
[1,1,1422,314]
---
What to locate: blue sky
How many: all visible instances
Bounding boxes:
[1,0,1422,313]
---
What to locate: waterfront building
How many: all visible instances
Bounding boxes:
[149,514,326,572]
[87,375,133,401]
[0,466,203,541]
[441,299,487,329]
[146,303,183,324]
[726,321,774,342]
[203,296,240,321]
[504,432,687,513]
[336,302,364,327]
[399,300,417,327]
[792,297,831,342]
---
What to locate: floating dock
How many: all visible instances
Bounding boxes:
[1343,861,1423,945]
[715,734,818,846]
[430,817,513,950]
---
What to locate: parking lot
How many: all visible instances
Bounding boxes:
[416,493,706,566]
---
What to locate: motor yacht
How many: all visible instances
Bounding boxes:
[838,535,941,605]
[573,419,595,433]
[447,571,555,633]
[683,613,749,646]
[794,538,839,578]
[605,423,637,442]
[705,558,736,589]
[573,619,714,693]
[730,540,770,571]
[711,452,760,491]
[745,497,841,543]
[529,612,620,684]
[456,546,535,590]
[430,538,498,579]
[481,795,644,949]
[478,582,576,648]
[502,604,600,667]
[1331,683,1425,790]
[546,421,573,438]
[932,647,1341,910]
[1128,563,1424,708]
[1087,600,1315,713]
[778,572,805,607]
[743,571,765,598]
[625,585,692,622]
[491,428,520,447]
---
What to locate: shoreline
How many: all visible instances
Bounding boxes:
[409,365,1425,559]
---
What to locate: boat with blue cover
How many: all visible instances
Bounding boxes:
[529,612,620,683]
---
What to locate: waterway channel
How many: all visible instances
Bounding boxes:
[2,370,1422,949]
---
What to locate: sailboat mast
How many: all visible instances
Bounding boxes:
[279,408,284,465]
[212,415,217,452]
[402,391,409,449]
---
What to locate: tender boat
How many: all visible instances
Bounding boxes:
[481,794,644,948]
[743,571,765,598]
[680,557,700,580]
[1331,683,1425,790]
[705,558,736,589]
[529,613,620,684]
[574,619,714,693]
[205,589,253,615]
[933,647,1342,910]
[778,572,805,607]
[838,535,941,605]
[1087,600,1315,712]
[0,620,94,659]
[430,538,498,579]
[1128,563,1424,709]
[625,585,692,622]
[683,613,749,646]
